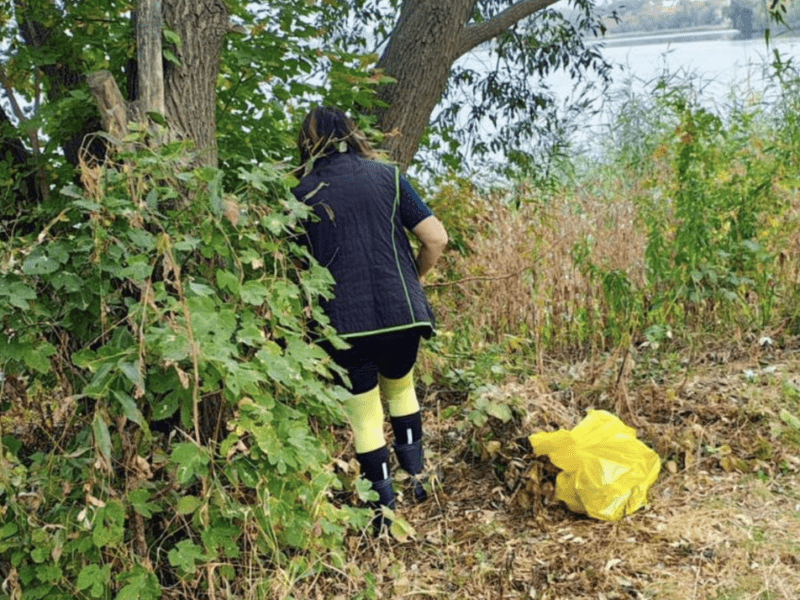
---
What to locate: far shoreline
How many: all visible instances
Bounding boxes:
[588,25,798,47]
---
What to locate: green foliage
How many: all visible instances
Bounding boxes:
[636,80,789,328]
[423,58,800,378]
[464,386,518,428]
[310,0,616,174]
[216,2,394,174]
[0,0,396,220]
[567,63,800,350]
[0,139,366,599]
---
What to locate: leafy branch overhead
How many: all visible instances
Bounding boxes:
[314,0,616,171]
[0,0,614,196]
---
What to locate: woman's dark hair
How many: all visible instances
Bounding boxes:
[296,106,378,166]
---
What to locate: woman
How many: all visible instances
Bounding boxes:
[292,106,447,529]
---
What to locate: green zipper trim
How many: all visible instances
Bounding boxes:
[341,322,434,339]
[390,166,417,325]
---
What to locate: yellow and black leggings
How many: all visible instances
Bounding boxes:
[322,328,424,491]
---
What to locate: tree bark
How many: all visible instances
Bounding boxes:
[86,71,129,142]
[375,0,473,171]
[375,0,560,170]
[137,0,165,117]
[162,0,229,166]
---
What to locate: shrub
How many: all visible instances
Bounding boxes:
[0,139,366,600]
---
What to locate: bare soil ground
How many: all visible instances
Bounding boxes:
[308,337,800,600]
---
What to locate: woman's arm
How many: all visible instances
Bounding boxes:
[411,216,448,279]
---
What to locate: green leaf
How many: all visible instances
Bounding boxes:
[77,564,111,598]
[76,564,101,590]
[0,522,18,540]
[780,409,800,431]
[236,313,266,345]
[5,282,37,309]
[261,352,294,385]
[126,228,156,249]
[163,48,180,65]
[72,348,98,368]
[22,247,59,275]
[49,271,84,292]
[127,489,160,519]
[61,183,84,199]
[389,513,416,543]
[30,547,48,563]
[215,269,240,293]
[118,361,146,394]
[120,261,153,283]
[264,214,286,235]
[201,524,240,559]
[22,342,56,374]
[115,565,161,600]
[240,280,268,305]
[441,406,459,420]
[468,409,488,427]
[167,540,206,575]
[354,476,376,503]
[146,111,168,127]
[171,442,209,484]
[151,392,180,420]
[35,564,62,583]
[188,282,214,297]
[175,495,201,515]
[93,500,125,549]
[92,412,112,466]
[234,459,260,488]
[163,28,181,47]
[485,401,513,422]
[112,390,147,429]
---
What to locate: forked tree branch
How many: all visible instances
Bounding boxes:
[456,0,562,58]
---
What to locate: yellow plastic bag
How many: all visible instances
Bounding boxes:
[529,410,661,522]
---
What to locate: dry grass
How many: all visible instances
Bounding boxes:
[290,338,800,600]
[427,181,648,362]
[426,161,800,363]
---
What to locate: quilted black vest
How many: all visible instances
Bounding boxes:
[292,152,435,339]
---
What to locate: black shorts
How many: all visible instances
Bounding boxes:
[320,328,423,394]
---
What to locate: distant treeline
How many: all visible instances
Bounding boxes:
[597,0,800,36]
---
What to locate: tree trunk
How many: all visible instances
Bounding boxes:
[375,0,559,170]
[162,0,229,167]
[136,0,165,118]
[375,0,474,171]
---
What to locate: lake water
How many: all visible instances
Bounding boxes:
[455,34,800,173]
[552,34,800,153]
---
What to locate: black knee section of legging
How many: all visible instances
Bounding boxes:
[320,328,423,395]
